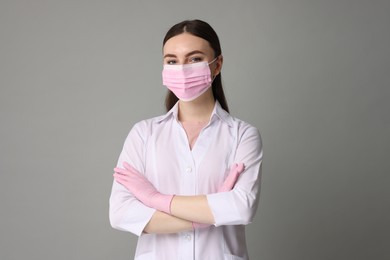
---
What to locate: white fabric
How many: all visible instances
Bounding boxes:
[109,101,263,260]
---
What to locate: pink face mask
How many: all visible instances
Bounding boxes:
[162,58,217,102]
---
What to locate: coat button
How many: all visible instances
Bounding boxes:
[184,234,192,241]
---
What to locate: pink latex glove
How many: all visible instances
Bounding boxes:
[193,162,245,229]
[113,162,173,214]
[218,163,245,192]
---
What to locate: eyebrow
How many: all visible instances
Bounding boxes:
[163,50,206,59]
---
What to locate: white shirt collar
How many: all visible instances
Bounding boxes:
[156,100,233,127]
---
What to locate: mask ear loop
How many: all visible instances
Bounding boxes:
[209,55,221,80]
[208,56,219,65]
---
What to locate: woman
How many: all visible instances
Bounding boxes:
[110,19,263,260]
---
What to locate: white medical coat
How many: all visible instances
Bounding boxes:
[109,101,263,260]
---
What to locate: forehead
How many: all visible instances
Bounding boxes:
[163,33,213,56]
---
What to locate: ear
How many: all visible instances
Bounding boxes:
[213,55,223,77]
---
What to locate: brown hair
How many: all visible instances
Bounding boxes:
[163,19,229,113]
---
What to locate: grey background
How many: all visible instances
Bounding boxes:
[0,0,389,259]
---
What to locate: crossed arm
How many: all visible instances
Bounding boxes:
[143,196,213,234]
[113,162,245,234]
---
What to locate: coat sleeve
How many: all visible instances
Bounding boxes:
[207,124,263,226]
[109,121,156,236]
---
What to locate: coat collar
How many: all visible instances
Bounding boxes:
[156,100,233,127]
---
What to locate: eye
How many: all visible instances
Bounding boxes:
[189,56,203,63]
[165,59,177,65]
